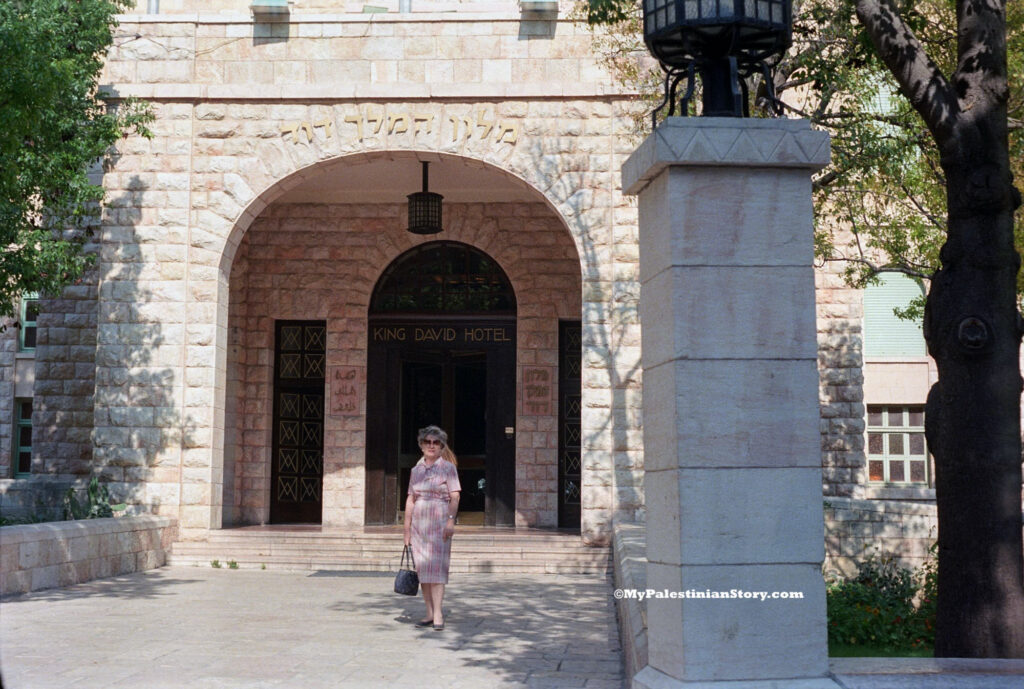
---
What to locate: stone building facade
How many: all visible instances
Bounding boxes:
[0,1,963,557]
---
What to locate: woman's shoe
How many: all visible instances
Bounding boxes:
[414,619,433,628]
[432,621,445,630]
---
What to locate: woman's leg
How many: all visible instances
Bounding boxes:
[430,583,445,625]
[420,583,434,622]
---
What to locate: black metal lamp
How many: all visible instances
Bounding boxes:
[642,0,791,121]
[407,161,443,235]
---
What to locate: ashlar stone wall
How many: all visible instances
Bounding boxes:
[1,4,889,544]
[0,320,16,478]
[227,201,582,528]
[86,9,645,542]
[815,260,867,496]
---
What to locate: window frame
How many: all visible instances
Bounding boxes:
[866,404,930,486]
[18,293,39,352]
[14,398,33,477]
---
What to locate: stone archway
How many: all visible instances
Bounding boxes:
[215,151,590,530]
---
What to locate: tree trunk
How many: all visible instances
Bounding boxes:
[925,126,1024,657]
[856,0,1024,657]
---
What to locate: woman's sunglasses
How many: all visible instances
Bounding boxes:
[421,439,443,447]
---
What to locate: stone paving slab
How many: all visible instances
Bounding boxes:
[0,566,624,689]
[830,658,1024,689]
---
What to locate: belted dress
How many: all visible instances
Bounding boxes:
[408,457,461,584]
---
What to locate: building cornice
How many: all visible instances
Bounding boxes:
[99,82,638,101]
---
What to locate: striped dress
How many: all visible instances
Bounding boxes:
[409,458,461,584]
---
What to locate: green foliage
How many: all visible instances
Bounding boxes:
[0,513,51,527]
[579,0,1024,312]
[62,475,127,520]
[228,560,239,569]
[787,0,1023,304]
[0,0,153,319]
[826,549,937,651]
[581,0,632,25]
[211,560,222,569]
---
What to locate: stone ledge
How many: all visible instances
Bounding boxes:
[0,516,178,596]
[117,7,567,24]
[825,496,938,517]
[612,519,648,682]
[100,82,632,101]
[622,118,831,196]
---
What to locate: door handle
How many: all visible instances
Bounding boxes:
[504,426,514,438]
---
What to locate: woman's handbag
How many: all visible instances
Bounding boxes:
[394,545,419,596]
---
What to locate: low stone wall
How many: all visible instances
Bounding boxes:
[612,520,648,681]
[0,515,177,596]
[823,497,937,579]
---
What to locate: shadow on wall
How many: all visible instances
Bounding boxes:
[816,300,866,498]
[521,130,644,542]
[90,176,196,516]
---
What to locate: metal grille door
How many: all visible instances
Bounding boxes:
[271,321,325,523]
[559,321,582,529]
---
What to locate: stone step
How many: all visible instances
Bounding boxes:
[166,552,606,573]
[194,531,589,546]
[171,544,604,558]
[167,528,610,574]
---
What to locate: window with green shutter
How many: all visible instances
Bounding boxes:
[863,274,926,358]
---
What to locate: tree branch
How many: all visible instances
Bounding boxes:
[855,0,960,144]
[824,255,934,281]
[954,0,1010,131]
[812,169,840,192]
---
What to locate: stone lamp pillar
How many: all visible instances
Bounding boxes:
[622,118,839,688]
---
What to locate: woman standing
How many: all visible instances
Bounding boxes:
[404,425,461,630]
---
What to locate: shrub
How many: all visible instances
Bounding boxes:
[827,548,936,651]
[63,476,126,520]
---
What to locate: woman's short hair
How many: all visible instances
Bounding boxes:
[417,425,448,446]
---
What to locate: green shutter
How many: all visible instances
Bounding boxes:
[863,274,926,358]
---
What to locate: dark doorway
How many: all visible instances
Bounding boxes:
[400,350,488,521]
[366,324,516,526]
[365,241,517,526]
[270,320,325,524]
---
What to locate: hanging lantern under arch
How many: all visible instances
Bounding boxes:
[407,161,443,235]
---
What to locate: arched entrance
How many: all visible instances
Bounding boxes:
[365,241,517,526]
[220,150,594,533]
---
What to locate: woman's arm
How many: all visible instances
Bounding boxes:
[403,493,415,546]
[443,491,460,541]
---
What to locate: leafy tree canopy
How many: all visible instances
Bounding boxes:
[0,0,151,320]
[580,0,1023,318]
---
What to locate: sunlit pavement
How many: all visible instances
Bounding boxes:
[0,567,624,689]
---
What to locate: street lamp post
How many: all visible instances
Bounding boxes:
[641,0,791,120]
[626,3,835,687]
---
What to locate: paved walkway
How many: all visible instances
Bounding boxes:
[0,566,624,689]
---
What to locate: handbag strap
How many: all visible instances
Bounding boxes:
[401,544,416,570]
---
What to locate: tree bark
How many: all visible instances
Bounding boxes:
[857,0,1024,657]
